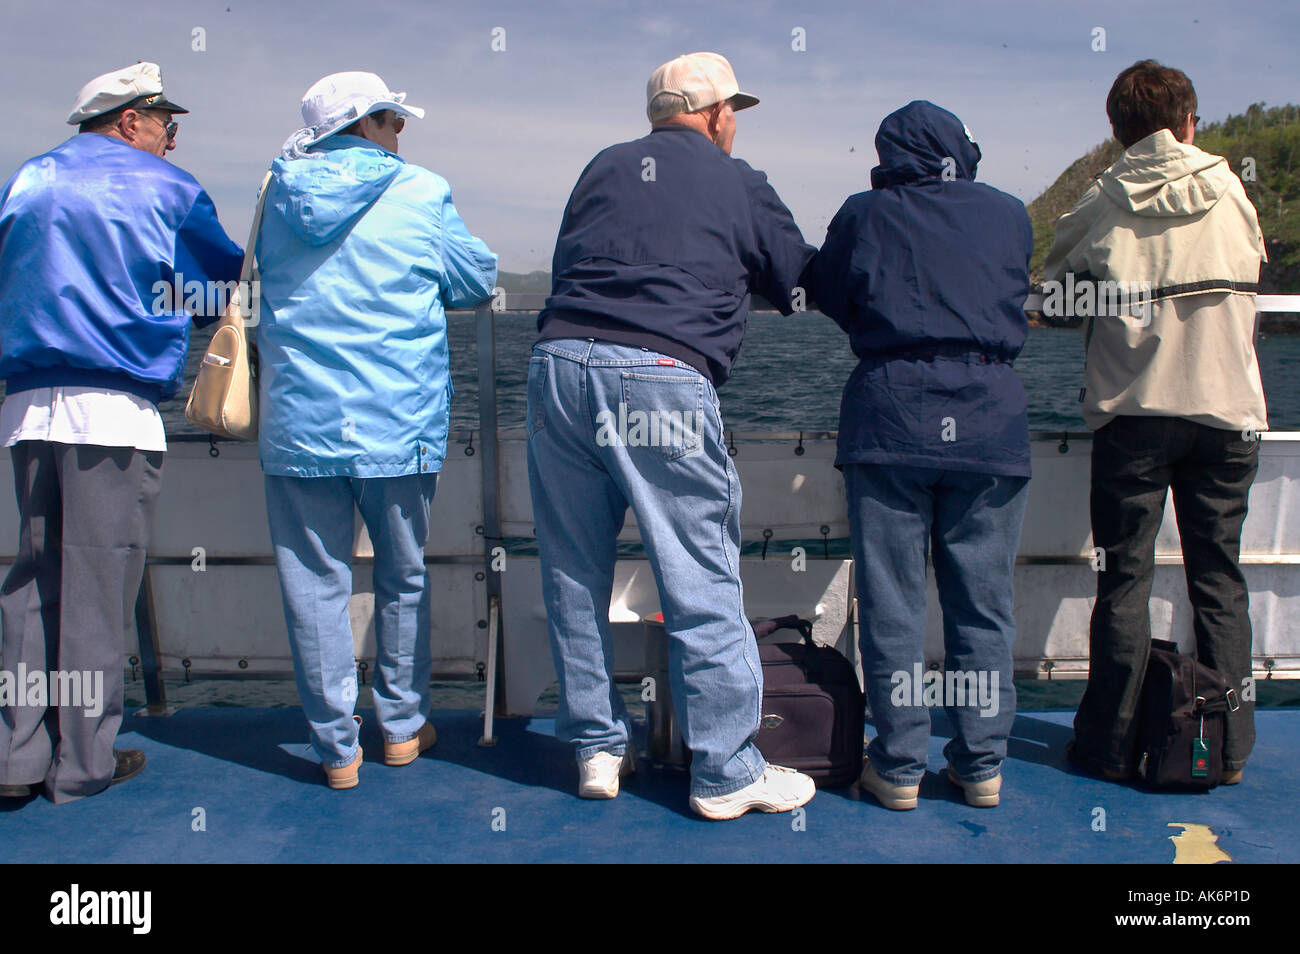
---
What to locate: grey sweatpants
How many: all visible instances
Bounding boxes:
[0,441,162,803]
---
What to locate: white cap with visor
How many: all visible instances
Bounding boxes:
[646,52,758,123]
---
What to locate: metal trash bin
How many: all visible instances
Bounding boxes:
[643,613,690,768]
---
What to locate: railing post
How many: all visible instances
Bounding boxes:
[476,302,508,731]
[479,595,500,746]
[132,569,172,716]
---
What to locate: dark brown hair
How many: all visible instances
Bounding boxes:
[1106,60,1197,148]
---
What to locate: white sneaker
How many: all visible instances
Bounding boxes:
[689,764,815,820]
[577,749,635,799]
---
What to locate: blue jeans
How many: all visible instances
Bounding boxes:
[844,463,1028,784]
[264,473,437,766]
[526,339,767,797]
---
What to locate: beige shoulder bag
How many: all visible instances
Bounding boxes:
[184,170,273,441]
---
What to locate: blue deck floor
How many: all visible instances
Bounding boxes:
[1,707,1295,864]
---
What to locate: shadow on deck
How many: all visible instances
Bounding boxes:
[2,708,1294,864]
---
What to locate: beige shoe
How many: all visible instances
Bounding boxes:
[859,759,919,810]
[324,747,362,790]
[1221,767,1244,785]
[946,765,1000,807]
[384,721,438,766]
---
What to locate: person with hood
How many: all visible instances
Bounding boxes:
[256,72,497,789]
[1044,61,1266,784]
[0,63,242,803]
[806,100,1032,810]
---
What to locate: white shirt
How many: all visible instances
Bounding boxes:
[1,386,167,452]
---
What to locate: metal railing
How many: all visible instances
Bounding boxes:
[126,292,1300,716]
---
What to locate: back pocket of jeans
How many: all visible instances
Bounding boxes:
[1100,416,1164,457]
[617,371,705,462]
[526,355,549,437]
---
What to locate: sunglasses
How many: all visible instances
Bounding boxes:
[136,110,177,140]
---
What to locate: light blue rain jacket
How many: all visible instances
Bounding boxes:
[256,135,497,477]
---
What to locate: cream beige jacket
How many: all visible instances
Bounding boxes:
[1043,129,1267,432]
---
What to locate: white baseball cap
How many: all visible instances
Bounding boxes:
[646,52,758,123]
[66,62,188,126]
[296,71,425,147]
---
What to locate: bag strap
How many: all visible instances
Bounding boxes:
[1152,638,1238,712]
[752,615,814,647]
[239,171,274,285]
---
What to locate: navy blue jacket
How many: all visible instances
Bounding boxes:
[538,125,814,385]
[807,101,1032,476]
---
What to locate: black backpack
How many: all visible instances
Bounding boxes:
[1137,639,1240,789]
[753,616,865,788]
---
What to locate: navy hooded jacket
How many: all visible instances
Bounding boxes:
[538,125,814,385]
[807,101,1032,476]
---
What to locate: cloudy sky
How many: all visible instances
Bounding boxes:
[3,0,1297,271]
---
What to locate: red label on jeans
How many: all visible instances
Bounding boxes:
[657,358,675,366]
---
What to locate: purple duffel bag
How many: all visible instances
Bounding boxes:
[753,616,865,788]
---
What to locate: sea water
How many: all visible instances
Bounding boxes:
[157,312,1300,436]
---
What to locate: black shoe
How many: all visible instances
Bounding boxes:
[110,749,146,786]
[0,783,34,798]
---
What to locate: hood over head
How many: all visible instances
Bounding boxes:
[268,136,403,247]
[871,100,981,189]
[1098,129,1237,217]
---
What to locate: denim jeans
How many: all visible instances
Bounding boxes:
[1074,416,1258,774]
[526,339,767,797]
[844,463,1028,784]
[264,473,437,766]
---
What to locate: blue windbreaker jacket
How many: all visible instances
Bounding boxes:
[255,136,498,477]
[807,101,1032,476]
[0,134,243,403]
